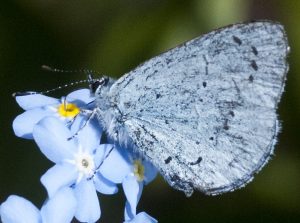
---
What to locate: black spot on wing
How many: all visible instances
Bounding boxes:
[189,157,202,165]
[251,46,258,56]
[223,119,229,130]
[232,36,242,45]
[164,156,172,164]
[251,60,258,71]
[249,75,254,82]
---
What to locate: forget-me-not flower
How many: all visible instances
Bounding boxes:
[99,146,157,221]
[13,89,94,139]
[0,187,77,223]
[33,116,117,222]
[7,85,160,222]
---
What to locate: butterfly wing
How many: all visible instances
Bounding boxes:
[108,21,289,196]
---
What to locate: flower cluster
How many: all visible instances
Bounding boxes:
[1,89,158,223]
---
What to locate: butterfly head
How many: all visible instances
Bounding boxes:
[88,74,109,95]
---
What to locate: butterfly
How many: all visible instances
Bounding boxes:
[89,21,289,196]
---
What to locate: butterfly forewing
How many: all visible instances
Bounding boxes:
[107,21,289,196]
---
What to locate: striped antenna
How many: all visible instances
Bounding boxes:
[41,65,101,76]
[12,65,102,97]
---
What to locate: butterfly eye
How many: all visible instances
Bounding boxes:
[88,75,108,94]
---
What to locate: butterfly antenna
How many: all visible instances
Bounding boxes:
[12,65,103,97]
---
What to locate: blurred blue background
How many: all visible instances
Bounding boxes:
[0,0,299,222]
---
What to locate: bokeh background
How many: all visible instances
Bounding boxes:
[0,0,299,222]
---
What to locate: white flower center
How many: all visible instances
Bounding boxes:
[64,145,96,184]
[64,146,95,184]
[74,152,95,177]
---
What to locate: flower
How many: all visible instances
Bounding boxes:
[0,187,77,223]
[10,85,161,222]
[124,212,158,223]
[33,116,117,222]
[99,146,157,221]
[13,89,94,139]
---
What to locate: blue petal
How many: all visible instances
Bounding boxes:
[124,212,158,223]
[41,187,77,223]
[124,201,134,221]
[16,94,59,110]
[71,117,102,154]
[67,89,94,105]
[142,160,158,185]
[41,163,78,198]
[122,175,143,220]
[13,108,54,139]
[0,195,41,223]
[33,117,77,163]
[100,147,132,183]
[94,173,118,195]
[69,114,88,135]
[74,180,101,223]
[93,144,115,167]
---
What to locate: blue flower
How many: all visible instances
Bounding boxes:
[33,116,117,222]
[0,187,77,223]
[124,212,158,223]
[13,89,94,139]
[99,146,157,221]
[11,86,160,222]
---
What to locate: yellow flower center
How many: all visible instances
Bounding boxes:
[133,160,145,182]
[57,103,80,118]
